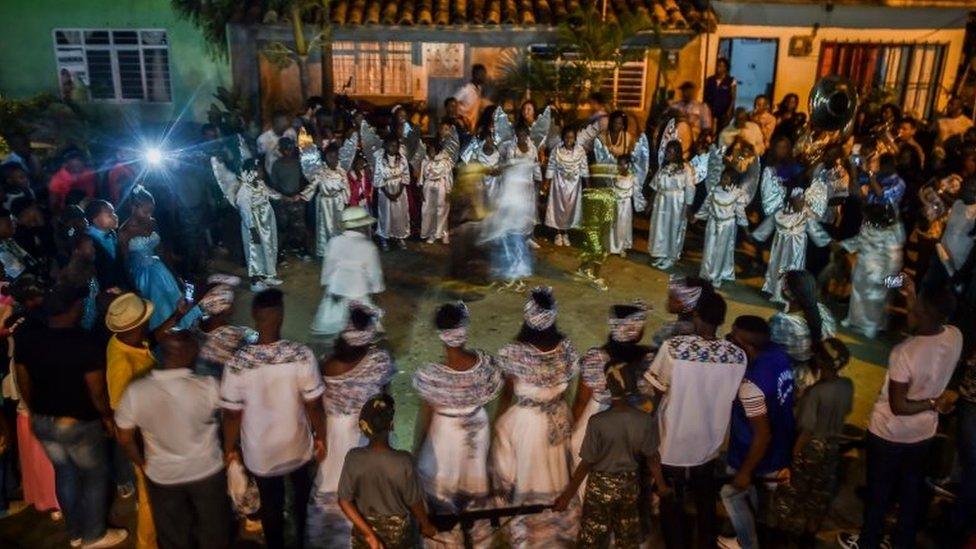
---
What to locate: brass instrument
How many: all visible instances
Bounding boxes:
[795,76,860,164]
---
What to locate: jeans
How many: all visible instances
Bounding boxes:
[860,433,932,549]
[253,461,315,549]
[146,469,233,549]
[720,483,759,549]
[30,415,109,543]
[660,460,717,549]
[954,400,976,545]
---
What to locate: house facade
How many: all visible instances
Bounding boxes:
[0,0,230,125]
[698,1,971,119]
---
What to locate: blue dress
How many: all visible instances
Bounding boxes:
[127,232,201,330]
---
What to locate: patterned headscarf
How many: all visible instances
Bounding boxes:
[524,286,557,330]
[668,275,704,314]
[340,301,383,346]
[199,284,235,316]
[358,393,395,438]
[208,274,241,287]
[608,300,649,343]
[438,301,470,348]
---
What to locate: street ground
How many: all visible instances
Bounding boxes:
[1,224,925,548]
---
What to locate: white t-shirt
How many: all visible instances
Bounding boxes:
[220,340,325,476]
[868,326,963,444]
[645,335,748,467]
[115,368,224,485]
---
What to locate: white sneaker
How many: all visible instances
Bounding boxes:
[250,281,268,292]
[397,239,407,249]
[82,528,128,549]
[70,539,82,548]
[425,237,435,244]
[553,235,561,246]
[263,277,284,286]
[442,234,450,245]
[527,238,540,249]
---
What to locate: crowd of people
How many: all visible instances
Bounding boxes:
[0,58,974,549]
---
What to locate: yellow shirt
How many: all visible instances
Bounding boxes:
[106,335,156,409]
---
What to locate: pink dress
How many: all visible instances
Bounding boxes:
[17,411,59,511]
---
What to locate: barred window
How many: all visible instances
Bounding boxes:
[817,41,947,120]
[54,29,171,103]
[600,58,648,110]
[332,41,413,97]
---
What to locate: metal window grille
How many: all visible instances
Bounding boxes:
[332,41,413,96]
[600,58,647,110]
[817,41,947,119]
[53,29,172,103]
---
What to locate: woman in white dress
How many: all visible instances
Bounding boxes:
[545,127,588,247]
[571,301,654,466]
[492,287,580,547]
[413,302,503,547]
[751,188,832,302]
[647,140,696,269]
[840,203,905,338]
[770,270,837,395]
[307,302,395,548]
[300,143,349,257]
[419,140,455,244]
[695,167,749,287]
[373,135,411,250]
[499,125,543,239]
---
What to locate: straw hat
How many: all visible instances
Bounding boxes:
[341,206,376,230]
[105,293,154,333]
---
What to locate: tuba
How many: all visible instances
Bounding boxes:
[795,76,860,164]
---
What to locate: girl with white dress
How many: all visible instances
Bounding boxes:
[695,168,749,287]
[751,189,832,302]
[300,143,349,257]
[492,287,580,547]
[413,302,503,548]
[545,127,588,247]
[307,302,395,548]
[840,203,905,338]
[373,136,411,250]
[608,155,647,257]
[419,140,455,244]
[500,125,543,239]
[647,140,696,269]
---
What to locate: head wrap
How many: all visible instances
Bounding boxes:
[524,286,557,330]
[199,284,235,316]
[358,394,395,437]
[208,273,241,287]
[608,300,649,343]
[438,301,470,348]
[668,275,704,314]
[340,301,383,346]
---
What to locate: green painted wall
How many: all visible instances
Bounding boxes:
[0,0,230,125]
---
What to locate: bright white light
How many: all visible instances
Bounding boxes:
[145,147,164,166]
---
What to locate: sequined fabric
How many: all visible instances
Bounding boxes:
[351,514,413,549]
[578,187,617,266]
[578,471,643,548]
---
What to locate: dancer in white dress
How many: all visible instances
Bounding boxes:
[499,125,543,239]
[841,203,905,338]
[419,139,455,244]
[545,127,588,246]
[491,287,580,547]
[770,270,838,395]
[300,142,349,257]
[647,140,696,269]
[751,188,832,302]
[413,302,503,548]
[311,207,384,335]
[307,302,395,548]
[373,136,411,250]
[695,167,749,287]
[571,301,654,467]
[461,122,502,208]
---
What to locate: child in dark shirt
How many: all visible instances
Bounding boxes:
[338,394,438,548]
[554,363,664,548]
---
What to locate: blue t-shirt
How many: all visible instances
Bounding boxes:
[728,344,795,475]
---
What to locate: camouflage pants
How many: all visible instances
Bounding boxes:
[767,437,840,535]
[351,514,413,549]
[578,471,642,549]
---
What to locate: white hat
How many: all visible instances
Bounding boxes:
[341,206,376,230]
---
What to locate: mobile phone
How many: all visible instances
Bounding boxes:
[883,274,904,289]
[184,282,195,303]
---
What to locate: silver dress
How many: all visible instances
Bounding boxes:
[609,174,646,254]
[301,165,349,256]
[500,141,542,234]
[647,163,696,267]
[419,152,454,241]
[237,179,281,278]
[841,222,904,338]
[695,183,749,286]
[373,150,411,240]
[544,144,588,231]
[752,208,832,302]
